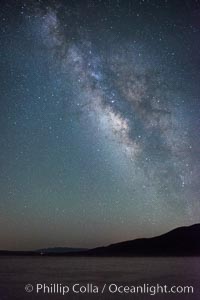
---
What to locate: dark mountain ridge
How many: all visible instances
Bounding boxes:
[36,247,87,254]
[0,224,199,256]
[85,223,200,256]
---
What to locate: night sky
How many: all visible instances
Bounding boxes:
[0,0,200,250]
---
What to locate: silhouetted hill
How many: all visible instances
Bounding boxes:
[85,223,200,256]
[0,224,200,256]
[36,247,87,254]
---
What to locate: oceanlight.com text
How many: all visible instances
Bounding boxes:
[25,282,194,296]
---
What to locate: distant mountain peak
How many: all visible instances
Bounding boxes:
[0,224,199,256]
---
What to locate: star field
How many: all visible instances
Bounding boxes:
[0,0,200,250]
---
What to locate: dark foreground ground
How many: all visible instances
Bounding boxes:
[0,256,199,300]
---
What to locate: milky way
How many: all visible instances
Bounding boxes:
[0,0,200,249]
